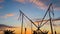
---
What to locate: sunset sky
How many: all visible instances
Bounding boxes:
[0,0,60,34]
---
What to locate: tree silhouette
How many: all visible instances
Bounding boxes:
[4,30,15,34]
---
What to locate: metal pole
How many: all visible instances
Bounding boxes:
[39,3,52,28]
[31,22,32,34]
[21,14,23,34]
[25,28,26,34]
[19,10,38,28]
[49,11,53,34]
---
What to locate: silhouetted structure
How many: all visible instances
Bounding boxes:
[4,30,15,34]
[19,8,53,34]
[25,28,27,34]
[33,31,37,34]
[55,31,57,34]
[18,2,57,34]
[33,30,48,34]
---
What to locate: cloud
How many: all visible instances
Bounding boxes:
[33,17,60,27]
[4,13,14,18]
[53,23,60,27]
[14,0,25,3]
[14,0,60,10]
[52,4,60,10]
[30,0,60,10]
[0,5,3,9]
[0,0,4,2]
[54,7,60,10]
[34,17,60,22]
[0,0,4,9]
[29,0,47,9]
[14,0,47,9]
[0,24,17,28]
[0,13,14,18]
[6,14,14,17]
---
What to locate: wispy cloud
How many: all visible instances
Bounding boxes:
[0,13,14,18]
[33,17,60,27]
[14,0,60,10]
[29,0,47,9]
[52,23,60,27]
[34,17,60,23]
[14,0,25,3]
[0,0,4,9]
[4,13,14,18]
[0,5,3,9]
[14,0,47,9]
[0,0,4,2]
[54,7,60,10]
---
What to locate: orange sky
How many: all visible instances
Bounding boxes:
[1,25,60,34]
[0,25,60,34]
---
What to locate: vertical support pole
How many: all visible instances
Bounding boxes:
[21,14,23,34]
[37,22,39,33]
[49,11,53,34]
[38,22,39,28]
[25,28,26,34]
[55,31,56,34]
[31,22,32,34]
